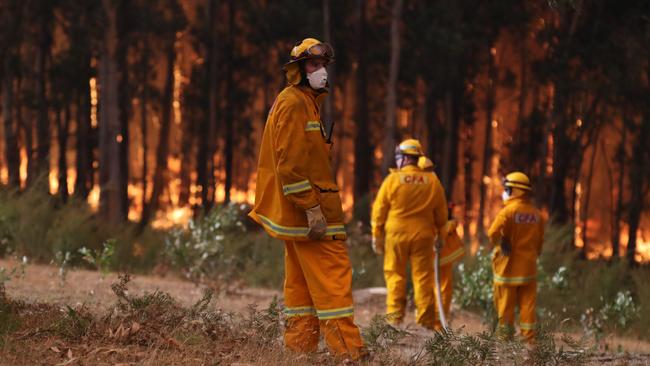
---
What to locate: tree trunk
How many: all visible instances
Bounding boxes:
[116,0,130,219]
[57,106,70,201]
[353,0,372,219]
[35,7,53,181]
[381,0,403,177]
[178,116,195,206]
[440,89,461,196]
[322,0,337,149]
[99,0,127,224]
[2,61,20,187]
[612,121,627,259]
[18,76,35,187]
[581,129,600,258]
[197,0,219,212]
[425,84,443,165]
[223,0,234,204]
[549,85,570,224]
[463,128,475,242]
[477,47,496,239]
[75,85,93,199]
[141,38,176,225]
[625,115,649,267]
[140,39,150,213]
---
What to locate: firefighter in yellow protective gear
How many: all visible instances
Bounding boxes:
[371,140,448,329]
[487,172,545,343]
[418,156,464,330]
[248,38,364,359]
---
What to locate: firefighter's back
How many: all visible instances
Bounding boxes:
[384,166,445,242]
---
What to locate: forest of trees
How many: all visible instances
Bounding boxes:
[0,0,648,264]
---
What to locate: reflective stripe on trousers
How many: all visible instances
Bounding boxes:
[283,239,364,359]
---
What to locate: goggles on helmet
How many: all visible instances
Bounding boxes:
[288,42,334,64]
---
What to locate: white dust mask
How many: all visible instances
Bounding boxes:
[501,191,511,202]
[307,67,328,89]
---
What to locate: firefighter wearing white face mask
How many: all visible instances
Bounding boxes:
[249,38,364,360]
[488,172,545,343]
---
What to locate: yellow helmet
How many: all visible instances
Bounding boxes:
[417,156,434,170]
[503,171,532,191]
[396,138,423,156]
[283,38,334,86]
[284,38,334,67]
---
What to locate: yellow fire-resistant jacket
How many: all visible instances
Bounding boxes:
[437,220,465,266]
[487,197,545,285]
[248,85,346,241]
[372,165,448,242]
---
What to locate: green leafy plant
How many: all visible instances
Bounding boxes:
[163,203,248,283]
[53,251,73,285]
[79,239,116,277]
[362,314,409,352]
[454,247,494,320]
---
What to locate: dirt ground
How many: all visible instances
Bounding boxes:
[2,258,650,365]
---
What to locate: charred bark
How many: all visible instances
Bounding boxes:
[477,47,496,239]
[98,0,127,223]
[223,0,234,204]
[197,0,219,212]
[116,0,131,219]
[57,106,70,201]
[353,0,372,220]
[75,84,93,199]
[612,120,627,259]
[626,115,649,267]
[142,38,176,225]
[2,60,20,187]
[381,0,403,177]
[34,4,53,182]
[440,89,461,196]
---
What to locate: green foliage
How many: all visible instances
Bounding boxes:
[244,296,282,346]
[51,305,93,340]
[163,203,248,283]
[454,247,494,319]
[79,239,116,277]
[362,315,408,353]
[599,290,640,328]
[424,328,500,366]
[580,290,641,340]
[423,324,589,366]
[0,186,166,273]
[0,258,27,289]
[0,184,106,262]
[53,250,73,285]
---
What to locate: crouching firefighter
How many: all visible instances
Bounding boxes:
[487,172,545,343]
[248,38,365,359]
[371,140,448,330]
[418,156,465,331]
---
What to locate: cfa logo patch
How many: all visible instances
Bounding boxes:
[515,213,540,224]
[399,175,429,185]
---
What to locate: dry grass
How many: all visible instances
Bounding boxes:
[0,274,350,366]
[2,260,650,365]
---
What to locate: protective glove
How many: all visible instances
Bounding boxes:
[442,220,457,237]
[500,237,512,256]
[306,205,327,240]
[372,236,385,255]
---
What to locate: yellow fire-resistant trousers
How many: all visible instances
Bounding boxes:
[283,240,365,359]
[384,238,437,329]
[493,281,537,342]
[433,264,453,331]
